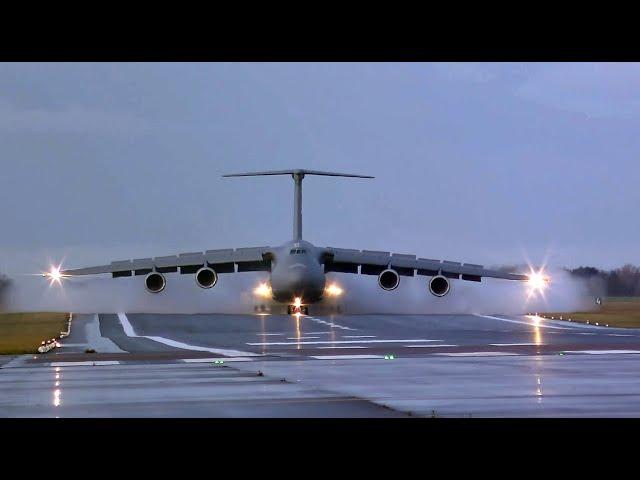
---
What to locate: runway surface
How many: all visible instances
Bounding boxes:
[3,312,640,417]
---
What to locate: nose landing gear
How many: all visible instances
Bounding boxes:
[287,305,309,315]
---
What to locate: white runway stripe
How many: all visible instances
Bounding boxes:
[287,337,320,340]
[311,355,384,360]
[247,339,441,346]
[472,314,572,330]
[304,317,356,331]
[183,357,254,363]
[51,361,120,367]
[435,352,520,357]
[317,345,367,349]
[490,343,542,346]
[343,335,376,338]
[563,350,640,355]
[117,313,259,357]
[405,344,458,348]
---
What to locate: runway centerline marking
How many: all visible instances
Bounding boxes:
[50,361,120,367]
[304,317,356,331]
[117,313,259,357]
[490,343,542,346]
[287,336,320,340]
[343,335,376,338]
[247,339,442,346]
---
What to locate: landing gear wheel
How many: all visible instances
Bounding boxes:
[287,305,309,315]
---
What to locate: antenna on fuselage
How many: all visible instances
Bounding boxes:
[223,169,374,241]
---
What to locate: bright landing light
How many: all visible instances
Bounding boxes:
[325,283,343,296]
[253,282,272,298]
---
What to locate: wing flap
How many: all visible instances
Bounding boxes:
[323,247,528,283]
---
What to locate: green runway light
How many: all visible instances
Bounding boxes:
[212,360,225,365]
[384,354,396,360]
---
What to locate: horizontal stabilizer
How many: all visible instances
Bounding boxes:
[223,169,373,179]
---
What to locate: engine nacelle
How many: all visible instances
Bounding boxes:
[195,267,218,289]
[378,268,400,291]
[429,275,450,297]
[145,272,166,293]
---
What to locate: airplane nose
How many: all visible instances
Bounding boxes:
[288,265,308,285]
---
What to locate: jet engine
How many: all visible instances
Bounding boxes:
[145,272,166,293]
[195,267,218,289]
[429,275,450,297]
[378,268,400,291]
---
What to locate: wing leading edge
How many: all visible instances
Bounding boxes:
[323,247,528,282]
[61,247,272,278]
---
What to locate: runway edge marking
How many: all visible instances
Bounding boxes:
[473,314,573,330]
[563,350,640,355]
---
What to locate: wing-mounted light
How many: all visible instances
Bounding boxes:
[42,265,70,285]
[526,268,550,297]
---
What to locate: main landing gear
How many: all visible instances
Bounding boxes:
[287,305,308,315]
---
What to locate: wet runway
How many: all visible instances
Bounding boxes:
[3,312,640,417]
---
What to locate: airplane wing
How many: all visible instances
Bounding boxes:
[322,247,528,282]
[61,247,272,277]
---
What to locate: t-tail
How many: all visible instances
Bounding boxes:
[223,169,374,241]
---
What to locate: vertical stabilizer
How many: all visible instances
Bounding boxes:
[223,169,374,241]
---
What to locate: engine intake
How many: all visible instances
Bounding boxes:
[195,267,217,289]
[429,275,450,297]
[145,272,166,293]
[378,269,400,291]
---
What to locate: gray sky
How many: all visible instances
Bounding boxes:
[1,62,638,275]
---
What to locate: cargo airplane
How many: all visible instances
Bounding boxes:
[44,170,548,314]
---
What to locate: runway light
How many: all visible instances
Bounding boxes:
[253,282,272,298]
[325,283,344,297]
[293,297,302,308]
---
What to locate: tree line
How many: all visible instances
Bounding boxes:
[568,264,640,297]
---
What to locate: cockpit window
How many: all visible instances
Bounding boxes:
[289,249,307,254]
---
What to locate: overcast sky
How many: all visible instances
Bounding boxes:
[0,62,638,275]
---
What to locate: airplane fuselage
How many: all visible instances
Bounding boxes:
[268,240,326,304]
